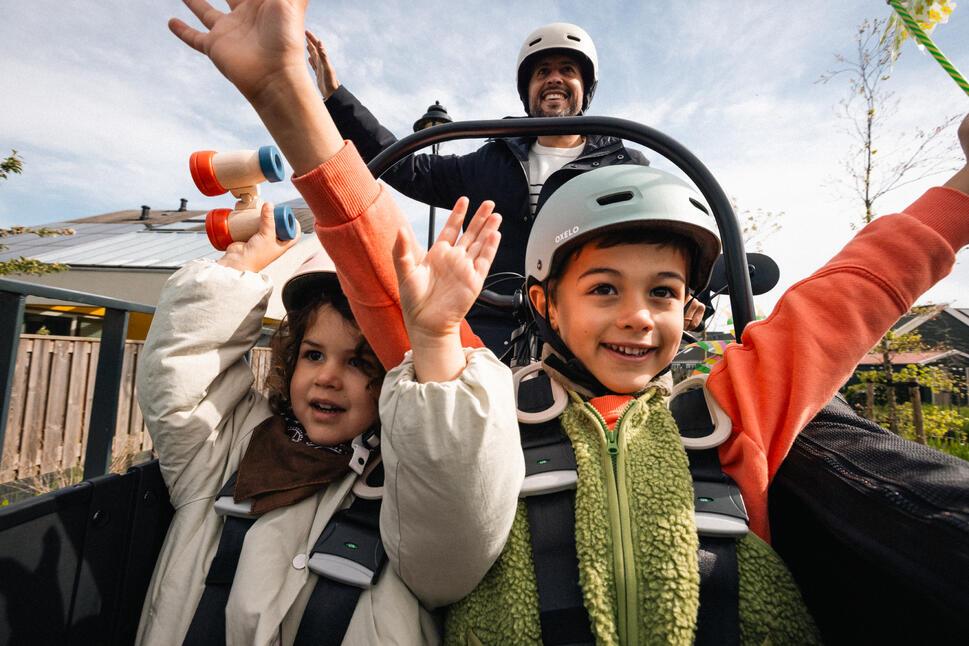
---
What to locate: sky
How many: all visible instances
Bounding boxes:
[1,1,968,324]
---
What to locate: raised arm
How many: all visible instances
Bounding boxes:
[170,0,481,369]
[711,114,969,490]
[377,196,524,606]
[169,0,340,175]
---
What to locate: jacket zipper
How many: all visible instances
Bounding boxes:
[582,401,639,644]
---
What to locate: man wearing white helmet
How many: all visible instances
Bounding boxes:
[307,23,648,351]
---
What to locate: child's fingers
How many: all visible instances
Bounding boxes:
[467,214,501,266]
[458,201,495,250]
[168,18,206,53]
[257,202,277,237]
[182,0,222,29]
[436,197,469,247]
[392,227,418,284]
[473,230,502,278]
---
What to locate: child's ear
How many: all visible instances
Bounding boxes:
[528,284,558,330]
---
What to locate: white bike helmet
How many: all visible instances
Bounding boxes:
[516,22,599,113]
[525,165,721,295]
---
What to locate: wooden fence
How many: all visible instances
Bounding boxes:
[1,334,272,484]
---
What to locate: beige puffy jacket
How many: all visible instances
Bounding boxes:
[378,350,525,609]
[135,260,439,646]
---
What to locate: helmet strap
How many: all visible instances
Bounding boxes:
[531,281,611,397]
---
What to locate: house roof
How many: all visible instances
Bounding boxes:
[892,303,969,334]
[1,198,313,270]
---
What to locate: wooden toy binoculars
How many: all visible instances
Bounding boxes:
[189,145,299,250]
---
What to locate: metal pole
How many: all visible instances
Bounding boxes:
[427,142,440,249]
[0,291,26,467]
[83,307,129,478]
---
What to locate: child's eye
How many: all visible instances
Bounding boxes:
[303,349,323,362]
[348,356,373,372]
[650,286,678,299]
[589,283,618,296]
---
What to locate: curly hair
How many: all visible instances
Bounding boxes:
[266,290,385,416]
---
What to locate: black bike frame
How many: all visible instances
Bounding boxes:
[366,115,755,338]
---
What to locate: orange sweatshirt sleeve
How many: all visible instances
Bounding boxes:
[291,142,483,370]
[708,187,969,538]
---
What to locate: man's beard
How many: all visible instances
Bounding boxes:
[529,91,581,118]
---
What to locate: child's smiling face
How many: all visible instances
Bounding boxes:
[531,241,689,394]
[289,304,380,445]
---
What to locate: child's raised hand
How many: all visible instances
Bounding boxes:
[169,0,308,106]
[217,202,300,273]
[392,198,501,377]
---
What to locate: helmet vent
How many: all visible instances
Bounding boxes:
[529,38,542,46]
[567,35,581,42]
[596,191,634,206]
[689,198,710,215]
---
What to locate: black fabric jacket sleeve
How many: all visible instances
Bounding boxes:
[325,85,472,210]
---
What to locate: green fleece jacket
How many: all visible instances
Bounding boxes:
[445,389,819,645]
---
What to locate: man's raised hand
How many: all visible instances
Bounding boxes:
[306,30,341,99]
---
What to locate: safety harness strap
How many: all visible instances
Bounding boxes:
[695,536,740,646]
[521,418,595,646]
[295,496,385,645]
[673,386,746,646]
[183,468,384,646]
[183,473,256,646]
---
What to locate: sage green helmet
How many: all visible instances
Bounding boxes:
[524,165,721,293]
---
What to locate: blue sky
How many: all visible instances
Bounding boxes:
[1,1,967,316]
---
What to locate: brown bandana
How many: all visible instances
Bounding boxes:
[233,414,357,515]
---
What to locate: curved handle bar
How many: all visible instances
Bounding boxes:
[365,115,754,338]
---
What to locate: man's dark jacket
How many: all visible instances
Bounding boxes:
[325,85,648,350]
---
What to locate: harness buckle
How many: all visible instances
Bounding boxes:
[212,472,257,518]
[349,428,379,475]
[308,511,386,589]
[520,428,578,498]
[693,480,749,537]
[213,495,257,518]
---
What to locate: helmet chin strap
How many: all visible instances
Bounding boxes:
[532,283,611,397]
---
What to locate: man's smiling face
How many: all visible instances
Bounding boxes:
[527,53,584,118]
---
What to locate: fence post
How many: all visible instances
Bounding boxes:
[83,308,129,478]
[0,291,26,467]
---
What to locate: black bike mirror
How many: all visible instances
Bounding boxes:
[706,252,779,297]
